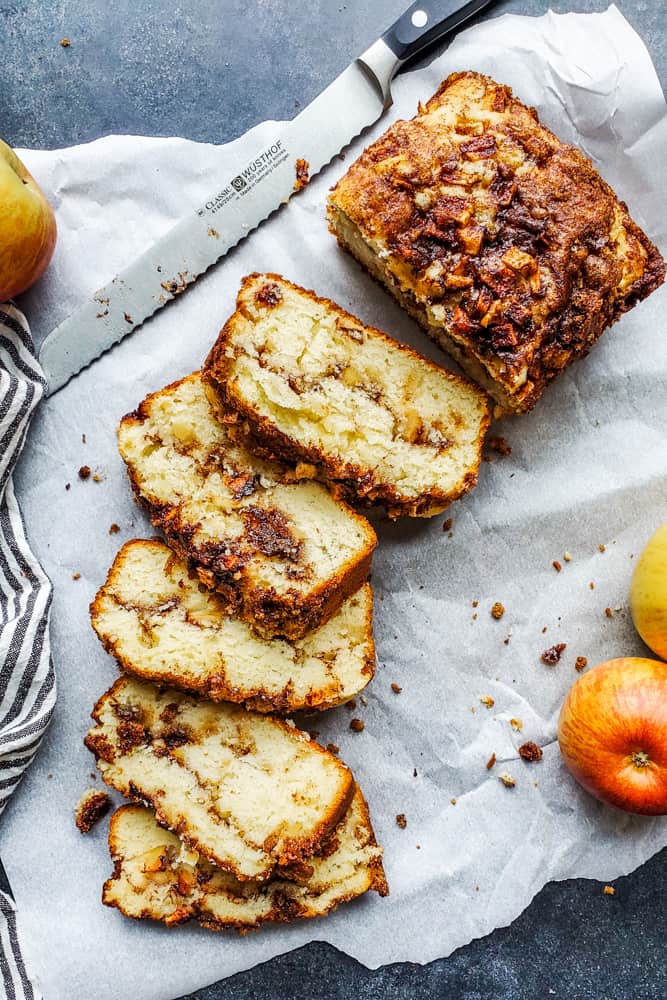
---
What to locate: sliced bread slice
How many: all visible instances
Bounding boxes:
[203,273,490,517]
[85,677,354,881]
[91,539,375,713]
[117,373,376,639]
[103,786,388,930]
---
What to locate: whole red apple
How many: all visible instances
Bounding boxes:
[558,657,667,815]
[0,139,57,301]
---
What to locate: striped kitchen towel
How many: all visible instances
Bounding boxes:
[0,304,55,999]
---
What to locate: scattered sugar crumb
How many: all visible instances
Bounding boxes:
[60,37,70,47]
[396,813,407,829]
[442,517,453,532]
[360,695,368,706]
[589,581,595,590]
[450,798,457,805]
[78,465,91,480]
[472,600,479,608]
[553,560,562,572]
[345,699,357,710]
[499,772,516,788]
[75,789,111,833]
[109,523,120,534]
[480,695,495,708]
[603,885,616,896]
[564,552,572,562]
[575,656,588,672]
[510,718,523,732]
[519,741,543,762]
[326,742,339,754]
[541,642,567,665]
[391,682,402,694]
[491,602,505,620]
[92,473,103,483]
[486,753,496,770]
[349,718,365,733]
[72,572,81,581]
[599,544,606,553]
[605,607,613,618]
[488,435,511,456]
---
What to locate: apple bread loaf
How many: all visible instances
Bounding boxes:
[103,786,388,930]
[203,273,490,518]
[85,677,354,881]
[327,71,665,414]
[117,373,376,639]
[91,539,375,713]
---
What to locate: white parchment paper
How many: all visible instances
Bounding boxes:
[2,7,666,999]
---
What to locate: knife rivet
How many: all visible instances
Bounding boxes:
[411,9,428,27]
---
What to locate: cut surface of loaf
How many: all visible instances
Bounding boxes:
[91,539,375,713]
[328,71,665,415]
[204,274,490,517]
[85,677,354,881]
[103,786,388,930]
[117,373,376,639]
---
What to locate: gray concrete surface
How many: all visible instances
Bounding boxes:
[0,2,665,998]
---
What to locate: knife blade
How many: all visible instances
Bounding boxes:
[39,0,495,394]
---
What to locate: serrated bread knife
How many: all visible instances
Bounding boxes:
[39,0,495,394]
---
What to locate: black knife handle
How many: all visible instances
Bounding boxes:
[383,0,495,64]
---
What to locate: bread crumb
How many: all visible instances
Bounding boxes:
[472,600,478,608]
[75,789,111,833]
[326,742,339,754]
[519,741,543,762]
[605,607,613,618]
[575,656,588,672]
[599,544,606,553]
[92,473,103,483]
[499,772,516,788]
[349,718,365,733]
[553,560,562,572]
[442,517,453,532]
[396,813,407,829]
[78,465,91,480]
[480,695,495,708]
[391,682,402,694]
[450,798,457,805]
[488,435,511,456]
[486,752,496,770]
[510,718,523,732]
[60,37,70,47]
[491,602,505,620]
[603,885,615,896]
[109,523,120,534]
[564,552,572,562]
[541,642,567,665]
[72,572,81,580]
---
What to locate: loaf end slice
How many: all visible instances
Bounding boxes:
[117,373,376,639]
[103,786,388,930]
[328,71,665,415]
[91,539,375,713]
[204,274,490,518]
[85,677,355,881]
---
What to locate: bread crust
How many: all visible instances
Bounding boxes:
[118,373,376,639]
[90,538,375,714]
[203,273,490,518]
[102,786,387,930]
[85,677,355,881]
[328,71,665,414]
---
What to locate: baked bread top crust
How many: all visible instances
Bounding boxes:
[91,538,375,713]
[85,676,355,882]
[117,373,376,639]
[103,786,388,930]
[328,71,665,413]
[204,273,490,518]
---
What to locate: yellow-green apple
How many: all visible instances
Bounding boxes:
[630,522,667,660]
[0,139,57,301]
[558,657,667,815]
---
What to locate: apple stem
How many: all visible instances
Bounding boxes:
[630,750,651,768]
